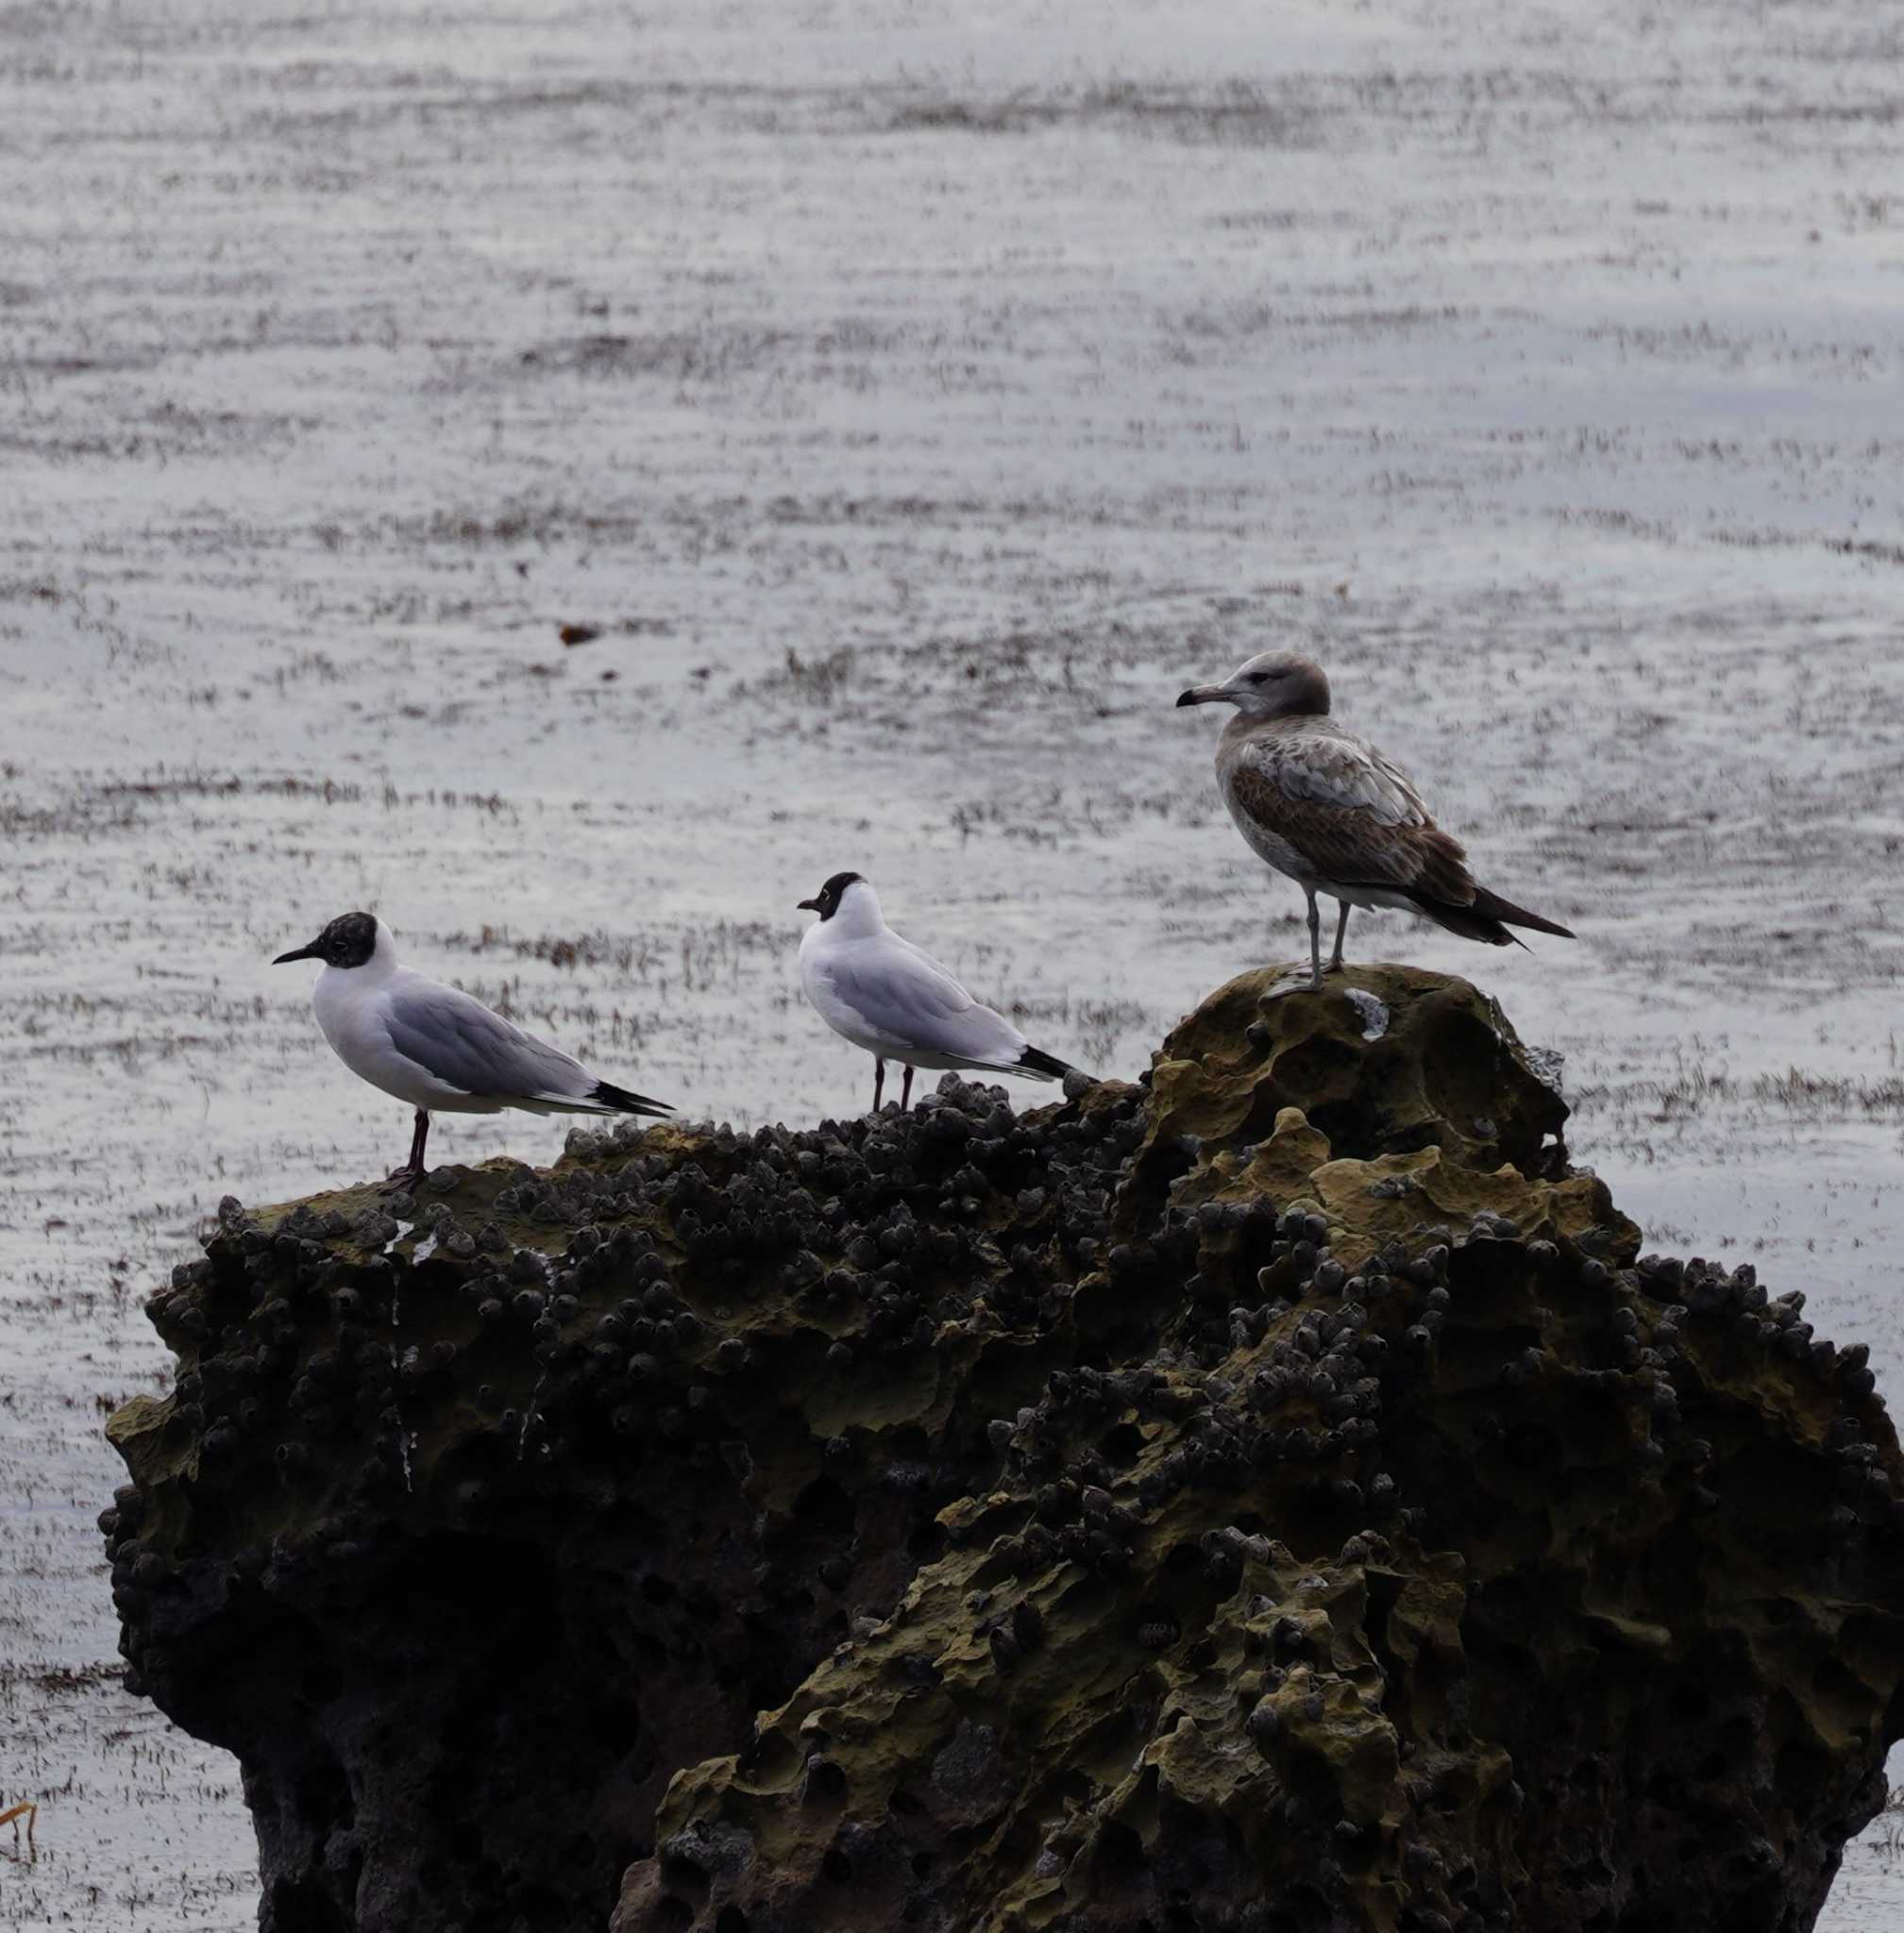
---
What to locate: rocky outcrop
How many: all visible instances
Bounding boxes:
[103,966,1904,1933]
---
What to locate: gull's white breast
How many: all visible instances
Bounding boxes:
[800,928,897,1057]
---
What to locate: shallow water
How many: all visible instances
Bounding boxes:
[4,0,1903,1923]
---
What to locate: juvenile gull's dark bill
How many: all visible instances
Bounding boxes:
[796,872,1084,1113]
[273,912,672,1185]
[1176,653,1574,992]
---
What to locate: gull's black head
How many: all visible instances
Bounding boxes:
[797,871,865,920]
[274,910,379,968]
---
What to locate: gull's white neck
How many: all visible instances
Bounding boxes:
[824,882,887,941]
[310,920,402,1049]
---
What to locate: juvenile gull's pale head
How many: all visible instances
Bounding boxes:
[1176,651,1330,720]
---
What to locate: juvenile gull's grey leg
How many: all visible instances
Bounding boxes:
[1268,890,1326,1000]
[1328,900,1352,973]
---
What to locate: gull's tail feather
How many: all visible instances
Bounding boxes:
[1402,882,1573,950]
[1468,884,1575,940]
[590,1080,674,1118]
[1017,1045,1079,1082]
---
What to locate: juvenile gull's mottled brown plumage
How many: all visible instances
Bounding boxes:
[1176,651,1574,989]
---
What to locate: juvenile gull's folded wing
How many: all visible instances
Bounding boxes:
[381,981,596,1104]
[1227,733,1476,906]
[1249,731,1429,824]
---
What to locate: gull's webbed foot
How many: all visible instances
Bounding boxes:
[1262,971,1326,1001]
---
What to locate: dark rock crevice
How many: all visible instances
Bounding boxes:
[102,966,1904,1933]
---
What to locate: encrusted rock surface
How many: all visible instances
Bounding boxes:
[104,966,1904,1933]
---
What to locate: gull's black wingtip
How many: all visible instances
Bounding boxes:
[591,1080,674,1118]
[1018,1045,1079,1082]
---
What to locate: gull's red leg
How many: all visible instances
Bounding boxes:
[388,1109,429,1185]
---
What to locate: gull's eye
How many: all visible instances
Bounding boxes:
[1248,672,1269,684]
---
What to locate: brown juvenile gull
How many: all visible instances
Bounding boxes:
[1176,651,1574,991]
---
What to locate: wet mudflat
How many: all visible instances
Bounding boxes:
[3,0,1901,1923]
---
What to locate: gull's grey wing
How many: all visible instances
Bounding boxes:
[382,978,594,1102]
[827,939,1029,1067]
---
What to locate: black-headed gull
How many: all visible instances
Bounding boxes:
[796,872,1080,1113]
[1176,652,1574,991]
[273,911,671,1183]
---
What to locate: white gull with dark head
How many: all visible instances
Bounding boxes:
[273,911,672,1183]
[796,873,1083,1113]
